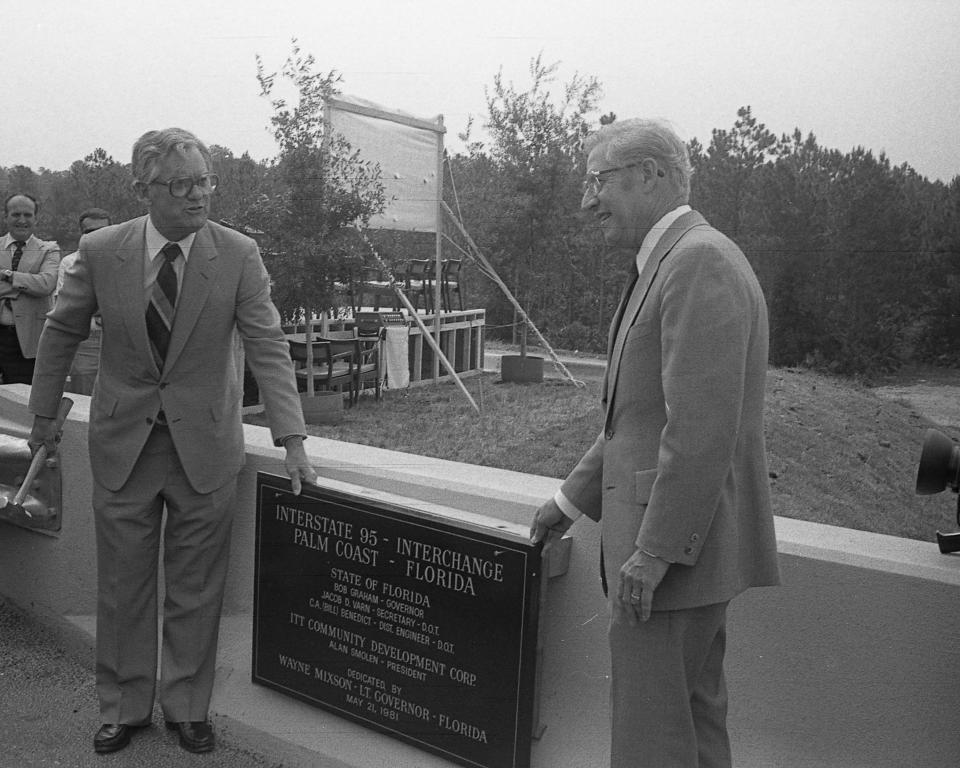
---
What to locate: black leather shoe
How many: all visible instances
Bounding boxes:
[165,720,215,753]
[93,721,150,754]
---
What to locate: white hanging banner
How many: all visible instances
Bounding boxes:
[382,325,410,390]
[326,95,444,232]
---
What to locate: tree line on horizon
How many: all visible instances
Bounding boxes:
[1,54,958,376]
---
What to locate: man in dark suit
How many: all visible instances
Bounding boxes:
[0,193,60,384]
[29,127,316,755]
[530,118,780,768]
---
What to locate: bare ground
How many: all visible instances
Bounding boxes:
[871,365,960,431]
[766,364,960,540]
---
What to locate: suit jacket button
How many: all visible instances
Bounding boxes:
[146,417,153,425]
[690,533,700,542]
[604,429,614,440]
[684,546,695,555]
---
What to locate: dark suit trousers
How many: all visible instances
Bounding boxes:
[609,601,731,768]
[0,324,34,384]
[93,425,237,724]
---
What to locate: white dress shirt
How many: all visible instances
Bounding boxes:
[143,218,194,304]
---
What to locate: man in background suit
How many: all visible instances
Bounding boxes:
[55,207,112,395]
[530,119,780,768]
[29,128,317,755]
[0,193,60,384]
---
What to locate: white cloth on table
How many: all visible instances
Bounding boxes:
[383,325,410,389]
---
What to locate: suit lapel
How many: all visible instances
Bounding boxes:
[601,267,638,404]
[163,225,215,373]
[112,218,157,374]
[20,236,41,270]
[604,211,707,415]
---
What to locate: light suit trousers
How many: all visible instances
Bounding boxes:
[609,601,731,768]
[93,425,237,724]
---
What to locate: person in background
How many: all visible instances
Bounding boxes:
[530,118,780,768]
[0,193,60,385]
[56,207,111,395]
[28,127,316,755]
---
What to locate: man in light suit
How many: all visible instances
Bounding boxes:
[29,128,317,755]
[530,119,780,768]
[0,193,60,384]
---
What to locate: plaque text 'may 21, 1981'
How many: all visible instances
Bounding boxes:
[252,473,542,768]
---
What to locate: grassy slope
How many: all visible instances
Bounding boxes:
[250,368,957,542]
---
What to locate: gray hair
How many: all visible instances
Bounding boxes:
[584,118,692,199]
[131,127,212,184]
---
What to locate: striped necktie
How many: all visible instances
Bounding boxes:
[145,242,180,365]
[11,241,24,270]
[2,241,25,315]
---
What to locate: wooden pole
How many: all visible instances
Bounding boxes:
[441,201,584,388]
[353,224,480,414]
[305,310,315,397]
[432,115,445,381]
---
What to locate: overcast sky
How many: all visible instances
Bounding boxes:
[5,0,958,182]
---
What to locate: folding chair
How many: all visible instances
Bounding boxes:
[354,265,398,313]
[441,258,464,311]
[288,338,354,404]
[318,330,382,404]
[404,259,437,313]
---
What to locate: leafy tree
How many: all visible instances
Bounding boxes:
[690,106,777,245]
[2,92,958,377]
[64,149,140,234]
[913,177,960,364]
[689,108,956,373]
[452,54,605,354]
[250,42,385,329]
[755,129,839,366]
[208,145,271,227]
[816,150,921,371]
[67,149,134,214]
[1,165,40,199]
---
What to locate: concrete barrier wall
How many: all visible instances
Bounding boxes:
[0,387,98,619]
[1,386,958,767]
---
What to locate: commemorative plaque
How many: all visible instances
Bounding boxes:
[252,473,542,768]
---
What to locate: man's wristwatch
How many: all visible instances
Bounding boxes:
[1,270,12,282]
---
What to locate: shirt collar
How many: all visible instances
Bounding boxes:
[145,217,195,262]
[636,204,692,273]
[2,233,32,249]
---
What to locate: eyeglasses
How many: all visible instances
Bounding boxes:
[582,162,664,196]
[582,163,638,196]
[149,173,219,198]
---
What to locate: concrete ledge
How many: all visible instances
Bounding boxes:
[774,514,960,584]
[2,386,959,768]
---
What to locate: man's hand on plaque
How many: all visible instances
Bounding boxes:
[282,436,317,495]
